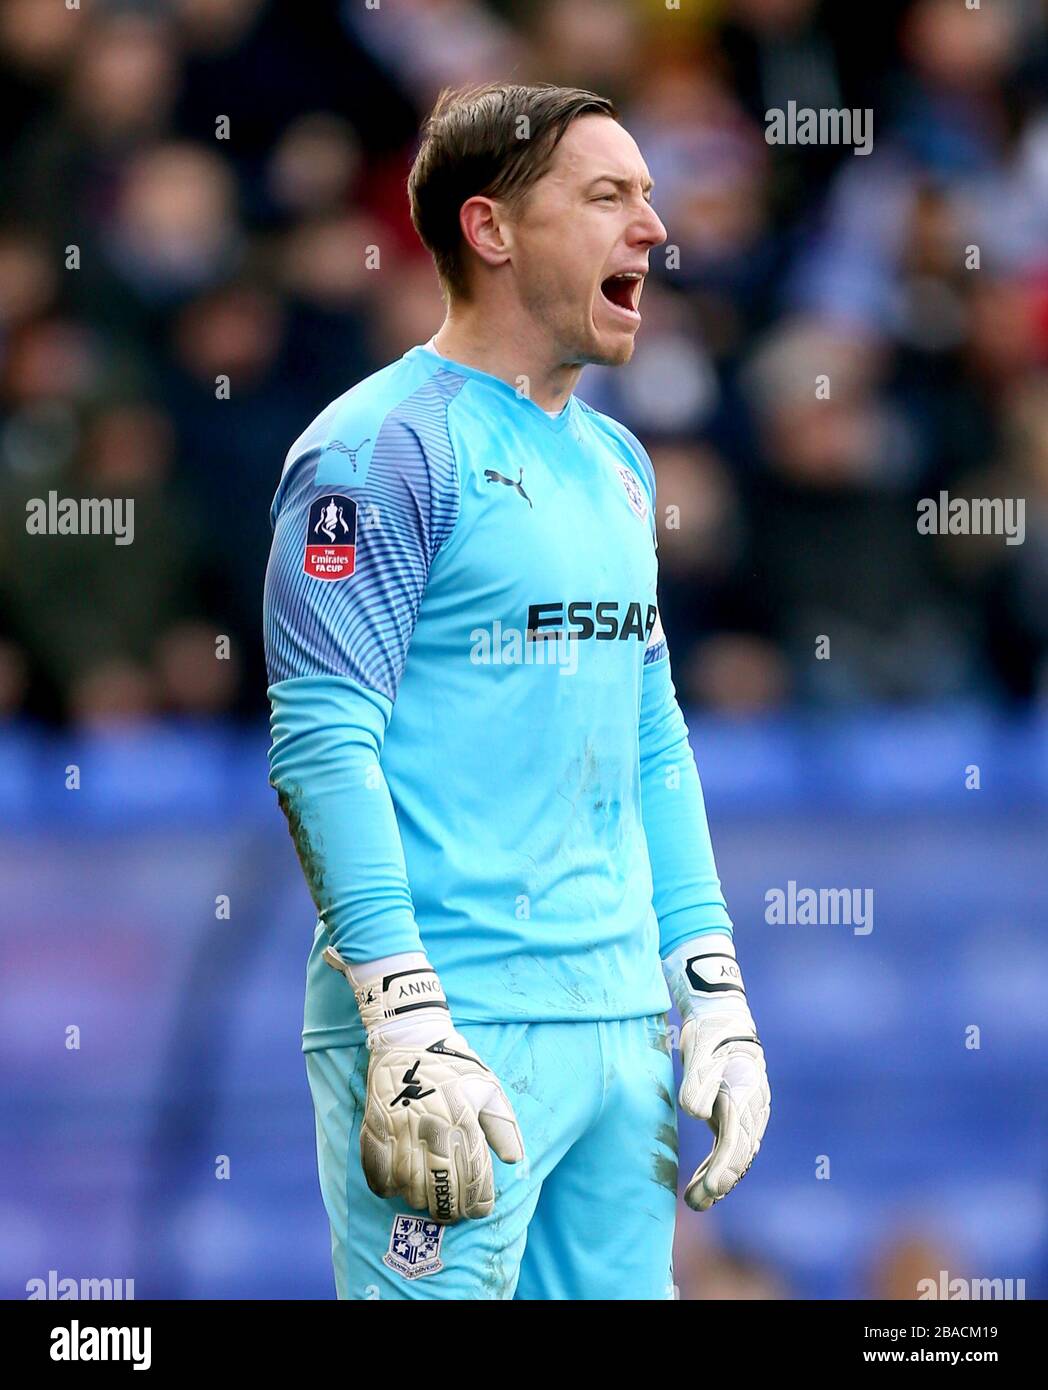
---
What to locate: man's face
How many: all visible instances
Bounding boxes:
[504,115,667,367]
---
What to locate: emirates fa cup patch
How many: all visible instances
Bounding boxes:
[616,464,648,521]
[304,494,357,580]
[383,1214,445,1281]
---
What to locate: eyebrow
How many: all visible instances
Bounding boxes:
[585,174,655,195]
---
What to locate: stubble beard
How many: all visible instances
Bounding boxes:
[519,267,635,372]
[553,301,637,370]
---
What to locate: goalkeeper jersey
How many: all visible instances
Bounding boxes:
[263,342,732,1050]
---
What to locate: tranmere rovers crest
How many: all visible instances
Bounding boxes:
[383,1215,445,1280]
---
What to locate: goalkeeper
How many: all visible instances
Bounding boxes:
[263,82,770,1301]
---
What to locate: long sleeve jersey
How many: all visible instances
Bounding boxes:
[263,342,732,1050]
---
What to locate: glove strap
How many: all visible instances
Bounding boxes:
[663,934,751,1023]
[322,946,449,1034]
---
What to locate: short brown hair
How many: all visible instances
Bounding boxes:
[408,82,618,300]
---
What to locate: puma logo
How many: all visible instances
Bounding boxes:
[326,438,371,471]
[484,467,532,508]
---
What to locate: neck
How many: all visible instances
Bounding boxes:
[432,301,581,413]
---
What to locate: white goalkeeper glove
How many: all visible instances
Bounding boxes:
[663,935,770,1211]
[322,946,525,1223]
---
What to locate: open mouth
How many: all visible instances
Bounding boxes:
[599,272,643,317]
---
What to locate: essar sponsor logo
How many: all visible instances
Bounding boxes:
[526,600,657,643]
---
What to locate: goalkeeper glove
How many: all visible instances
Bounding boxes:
[663,934,770,1211]
[322,946,525,1223]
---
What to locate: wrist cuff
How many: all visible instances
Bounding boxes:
[663,935,749,1020]
[322,946,449,1032]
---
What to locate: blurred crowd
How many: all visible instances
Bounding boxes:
[671,1210,974,1301]
[1,0,1046,725]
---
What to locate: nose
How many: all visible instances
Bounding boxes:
[632,200,667,250]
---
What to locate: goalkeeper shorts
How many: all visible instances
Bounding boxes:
[305,1014,678,1300]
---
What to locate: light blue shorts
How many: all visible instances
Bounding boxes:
[304,1015,678,1300]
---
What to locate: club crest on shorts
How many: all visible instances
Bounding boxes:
[383,1214,445,1280]
[615,464,648,521]
[304,494,357,580]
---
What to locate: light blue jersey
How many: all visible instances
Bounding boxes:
[264,342,731,1050]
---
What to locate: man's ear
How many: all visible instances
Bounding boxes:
[459,196,512,272]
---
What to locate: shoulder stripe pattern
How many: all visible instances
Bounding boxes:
[263,370,464,701]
